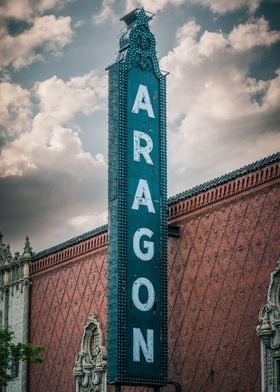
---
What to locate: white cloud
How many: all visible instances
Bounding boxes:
[229,17,280,52]
[176,19,201,42]
[190,0,260,14]
[0,0,67,20]
[0,82,32,141]
[67,208,108,231]
[0,0,72,71]
[125,0,184,13]
[0,15,73,70]
[198,31,228,57]
[160,19,280,193]
[0,72,108,250]
[0,71,107,177]
[35,0,68,14]
[92,0,117,24]
[34,71,107,123]
[259,69,280,112]
[125,0,260,14]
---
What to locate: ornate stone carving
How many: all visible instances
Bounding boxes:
[0,233,12,267]
[256,257,280,391]
[0,235,33,291]
[73,314,107,392]
[257,258,280,347]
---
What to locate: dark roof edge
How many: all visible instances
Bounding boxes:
[168,152,280,205]
[32,224,108,261]
[32,152,279,261]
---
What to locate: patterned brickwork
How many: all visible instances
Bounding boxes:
[167,183,279,391]
[29,159,280,392]
[29,248,108,392]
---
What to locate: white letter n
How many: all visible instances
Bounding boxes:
[133,328,154,363]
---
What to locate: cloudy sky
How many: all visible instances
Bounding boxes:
[0,0,279,253]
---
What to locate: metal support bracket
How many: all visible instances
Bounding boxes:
[168,224,180,238]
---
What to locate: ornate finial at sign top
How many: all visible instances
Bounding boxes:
[117,8,160,73]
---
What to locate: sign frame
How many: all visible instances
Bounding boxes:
[107,8,168,387]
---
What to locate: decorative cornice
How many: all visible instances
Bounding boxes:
[169,152,279,205]
[30,227,108,275]
[32,224,107,262]
[30,153,279,274]
[168,153,279,220]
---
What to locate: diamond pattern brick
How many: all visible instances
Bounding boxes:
[29,180,279,392]
[29,250,108,392]
[167,184,280,391]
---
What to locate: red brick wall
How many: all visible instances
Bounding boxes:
[167,182,279,391]
[29,166,280,392]
[29,246,108,392]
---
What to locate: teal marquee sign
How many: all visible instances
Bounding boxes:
[107,9,167,386]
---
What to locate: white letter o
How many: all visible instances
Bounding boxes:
[132,277,155,312]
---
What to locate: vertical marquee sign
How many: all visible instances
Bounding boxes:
[107,8,167,387]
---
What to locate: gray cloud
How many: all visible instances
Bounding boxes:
[0,165,107,253]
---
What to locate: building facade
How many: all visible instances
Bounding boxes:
[0,237,33,392]
[0,152,279,391]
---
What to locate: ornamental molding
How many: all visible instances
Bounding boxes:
[73,314,107,392]
[257,257,280,349]
[168,161,279,221]
[256,257,280,391]
[30,232,108,276]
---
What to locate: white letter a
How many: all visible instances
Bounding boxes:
[131,84,155,118]
[132,179,155,213]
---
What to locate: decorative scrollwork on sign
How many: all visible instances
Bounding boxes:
[73,314,107,392]
[117,8,161,74]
